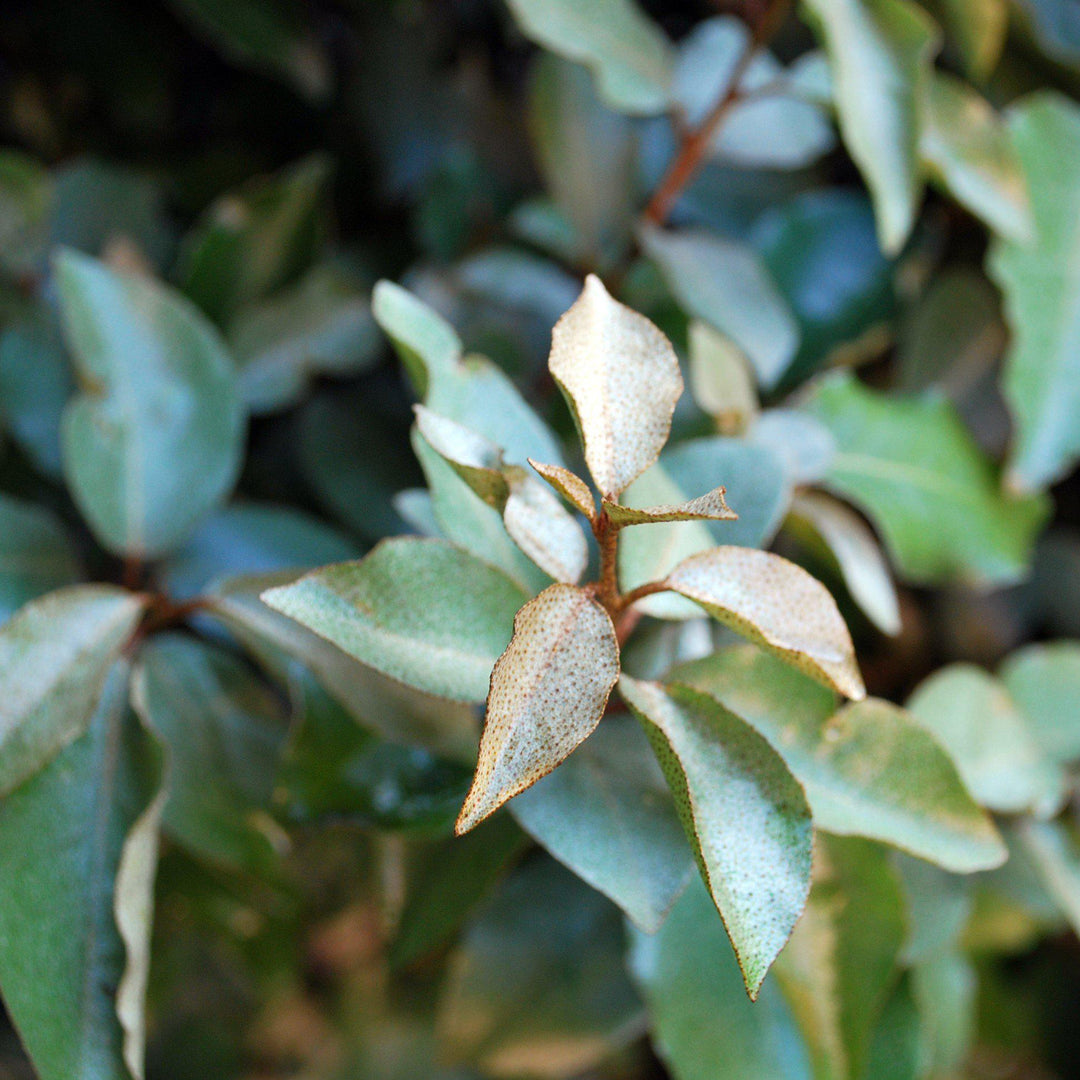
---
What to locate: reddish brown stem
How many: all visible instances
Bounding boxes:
[593,511,621,614]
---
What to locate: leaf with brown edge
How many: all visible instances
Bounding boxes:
[663,546,865,699]
[528,459,596,520]
[548,274,682,498]
[603,486,737,526]
[618,675,812,998]
[456,584,619,834]
[503,470,589,585]
[413,405,509,508]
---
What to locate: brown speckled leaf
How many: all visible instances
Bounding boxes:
[548,274,683,498]
[619,675,812,997]
[603,486,737,526]
[456,584,619,834]
[528,459,596,520]
[664,547,865,699]
[503,471,589,585]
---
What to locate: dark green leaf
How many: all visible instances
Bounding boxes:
[0,494,80,625]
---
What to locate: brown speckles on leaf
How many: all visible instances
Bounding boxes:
[603,485,737,526]
[528,459,596,520]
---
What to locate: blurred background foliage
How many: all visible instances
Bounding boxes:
[2,0,1080,1078]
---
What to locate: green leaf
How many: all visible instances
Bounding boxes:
[132,635,289,872]
[1000,642,1080,764]
[436,857,643,1076]
[527,54,636,263]
[0,494,81,625]
[0,150,51,278]
[919,71,1033,241]
[859,978,921,1080]
[548,274,682,497]
[262,538,529,703]
[528,459,596,519]
[773,837,907,1080]
[641,226,799,389]
[674,17,835,169]
[789,491,901,636]
[0,661,164,1080]
[0,303,73,477]
[628,875,813,1080]
[803,0,938,253]
[1014,819,1080,936]
[687,320,759,434]
[166,0,331,102]
[671,646,1007,872]
[926,0,1007,80]
[988,92,1080,492]
[752,190,896,390]
[207,572,479,762]
[178,155,330,323]
[502,0,675,115]
[907,664,1066,816]
[371,279,462,397]
[619,676,813,996]
[0,585,145,797]
[911,951,976,1077]
[662,546,865,698]
[229,264,381,414]
[618,437,789,619]
[895,853,971,964]
[456,583,619,832]
[511,716,694,932]
[804,372,1050,584]
[603,485,736,526]
[413,406,510,507]
[56,250,246,558]
[161,502,359,602]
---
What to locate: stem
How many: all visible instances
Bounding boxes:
[618,581,670,611]
[593,511,621,614]
[641,0,792,228]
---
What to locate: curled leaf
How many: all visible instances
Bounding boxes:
[413,405,508,507]
[548,274,682,497]
[663,546,865,698]
[603,486,737,526]
[456,584,619,834]
[529,459,596,519]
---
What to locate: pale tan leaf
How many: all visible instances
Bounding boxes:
[504,471,589,585]
[790,490,901,636]
[548,274,683,497]
[603,485,737,526]
[664,547,865,699]
[688,320,759,434]
[456,584,619,834]
[413,405,508,508]
[528,459,597,519]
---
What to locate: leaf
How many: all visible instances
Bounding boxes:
[752,190,896,389]
[372,279,462,396]
[919,71,1033,242]
[671,646,1007,872]
[687,320,759,434]
[662,546,865,698]
[790,491,901,636]
[895,853,971,965]
[619,676,813,996]
[528,459,596,519]
[1011,0,1080,70]
[603,485,736,525]
[1015,819,1080,936]
[161,502,359,602]
[132,635,290,872]
[527,53,637,263]
[628,875,813,1080]
[804,372,1050,584]
[674,17,835,169]
[618,437,789,620]
[1000,642,1080,764]
[773,836,907,1080]
[641,227,799,389]
[502,470,589,584]
[0,151,51,278]
[749,409,838,485]
[229,264,381,414]
[436,858,644,1076]
[56,250,246,558]
[803,0,938,253]
[511,716,694,932]
[548,273,682,497]
[907,664,1066,817]
[929,0,1007,80]
[911,951,976,1077]
[456,583,619,832]
[207,572,479,762]
[166,0,331,102]
[262,538,529,704]
[0,585,145,797]
[0,661,164,1080]
[178,155,330,323]
[413,405,509,507]
[502,0,675,115]
[988,92,1080,492]
[0,494,81,625]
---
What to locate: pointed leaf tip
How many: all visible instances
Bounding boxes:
[456,584,619,834]
[548,274,682,498]
[528,459,596,520]
[603,485,737,526]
